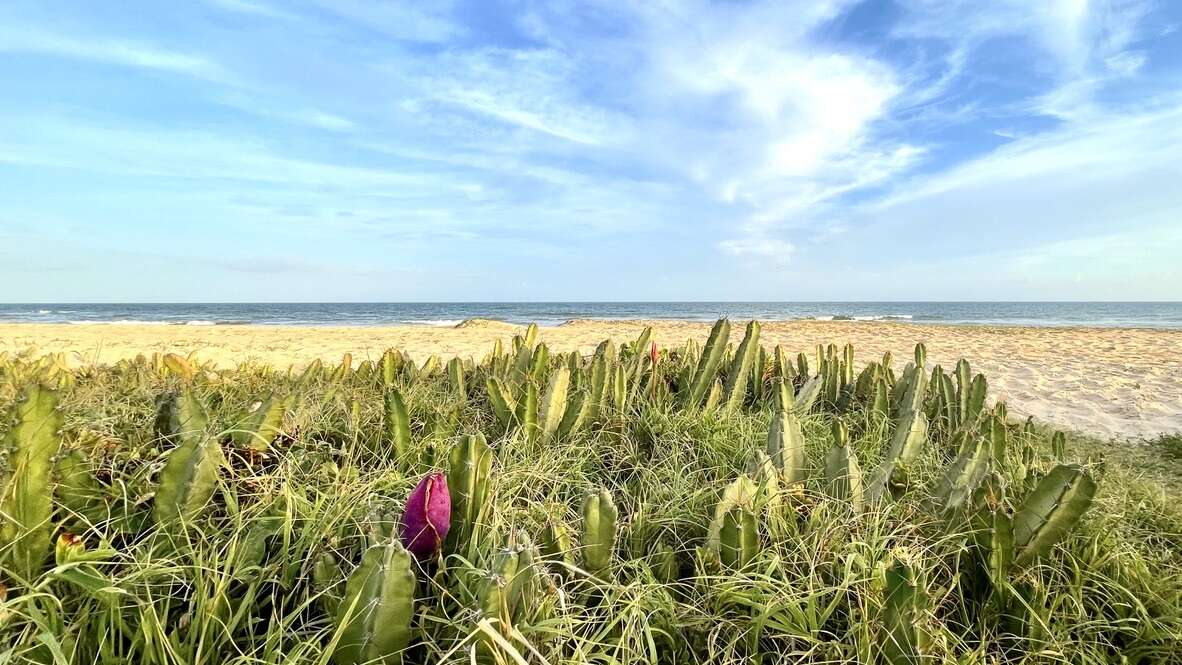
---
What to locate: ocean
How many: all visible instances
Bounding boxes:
[1,302,1180,328]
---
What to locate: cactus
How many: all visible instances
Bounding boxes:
[746,450,782,516]
[794,375,822,414]
[232,394,286,452]
[587,354,609,421]
[966,374,988,426]
[517,380,539,442]
[871,378,890,422]
[878,553,931,664]
[767,404,806,484]
[703,378,724,412]
[155,389,210,444]
[933,434,991,512]
[556,390,591,439]
[55,449,106,525]
[824,429,864,513]
[0,384,63,581]
[416,355,440,378]
[485,377,517,428]
[334,541,416,665]
[685,318,730,408]
[717,505,758,569]
[708,475,756,553]
[313,551,344,616]
[649,540,679,583]
[868,368,929,502]
[446,434,493,545]
[539,367,569,440]
[384,389,411,460]
[581,488,618,575]
[1051,431,1067,461]
[611,364,627,412]
[381,350,400,387]
[1012,464,1097,566]
[540,517,576,569]
[298,358,324,390]
[446,357,465,397]
[528,343,549,383]
[773,376,794,412]
[154,391,223,530]
[480,531,539,627]
[722,321,760,413]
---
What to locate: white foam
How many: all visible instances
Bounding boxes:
[401,319,464,327]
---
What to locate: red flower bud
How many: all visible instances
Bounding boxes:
[400,472,451,558]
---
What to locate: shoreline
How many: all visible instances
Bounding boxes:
[3,320,1180,441]
[1,317,1180,331]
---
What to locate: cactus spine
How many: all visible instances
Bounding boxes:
[334,541,416,665]
[0,384,63,581]
[581,488,618,575]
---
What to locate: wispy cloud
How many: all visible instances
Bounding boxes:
[0,26,228,81]
[0,0,1178,300]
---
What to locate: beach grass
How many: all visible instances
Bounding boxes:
[1,325,1180,664]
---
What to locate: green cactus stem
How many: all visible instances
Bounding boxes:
[446,434,493,546]
[722,321,760,413]
[0,384,64,581]
[1012,464,1097,566]
[333,541,416,665]
[581,488,618,576]
[685,319,731,408]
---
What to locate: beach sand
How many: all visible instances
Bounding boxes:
[2,320,1178,441]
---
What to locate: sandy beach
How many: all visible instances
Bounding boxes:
[2,320,1178,441]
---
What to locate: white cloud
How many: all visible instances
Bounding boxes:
[0,117,465,194]
[894,0,1153,117]
[302,0,461,44]
[718,236,796,264]
[411,48,623,146]
[0,27,227,81]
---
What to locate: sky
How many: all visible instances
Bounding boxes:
[1,0,1180,302]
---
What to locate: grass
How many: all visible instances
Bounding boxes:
[1,330,1181,664]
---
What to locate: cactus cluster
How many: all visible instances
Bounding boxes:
[0,320,1127,664]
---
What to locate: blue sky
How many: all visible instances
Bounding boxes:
[1,0,1180,302]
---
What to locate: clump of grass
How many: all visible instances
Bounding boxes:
[1152,433,1182,462]
[0,335,1180,664]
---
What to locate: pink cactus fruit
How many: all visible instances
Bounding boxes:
[400,472,451,558]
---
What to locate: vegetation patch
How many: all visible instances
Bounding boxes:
[1,322,1180,663]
